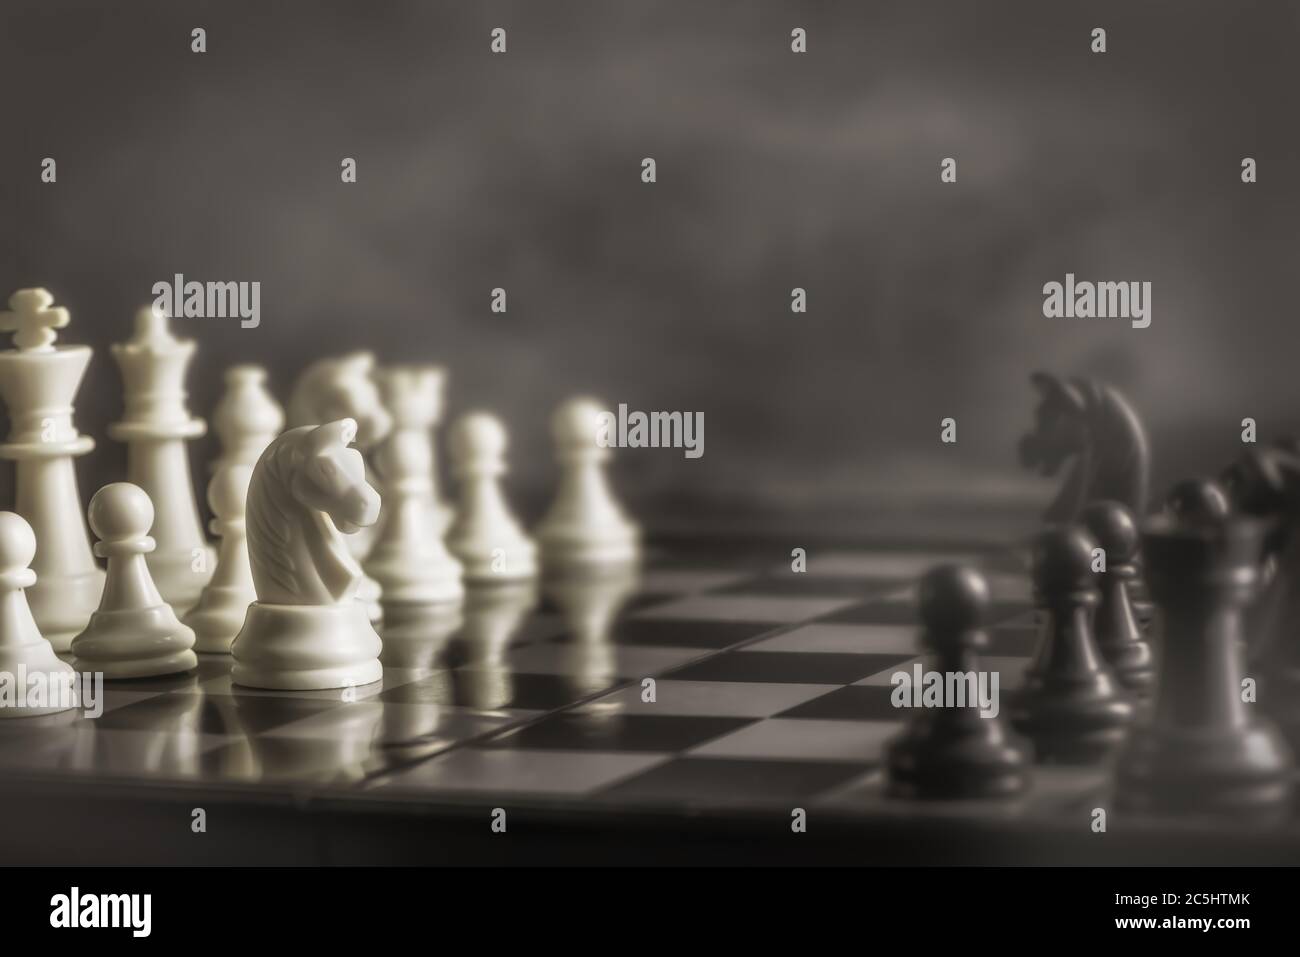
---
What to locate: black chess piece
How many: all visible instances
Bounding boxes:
[1142,478,1230,627]
[885,565,1031,800]
[1219,449,1300,688]
[1019,373,1149,524]
[1168,473,1288,666]
[1117,510,1294,819]
[1274,434,1300,456]
[1129,480,1231,631]
[1081,501,1154,694]
[1253,530,1300,748]
[1166,477,1232,521]
[1259,600,1300,749]
[1011,526,1133,762]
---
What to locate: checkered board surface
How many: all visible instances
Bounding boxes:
[0,536,1110,829]
[366,547,1108,823]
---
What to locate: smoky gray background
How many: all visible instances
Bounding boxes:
[2,0,1297,530]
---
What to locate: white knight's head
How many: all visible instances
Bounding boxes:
[291,419,380,534]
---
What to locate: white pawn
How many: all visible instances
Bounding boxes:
[535,397,639,570]
[364,368,463,605]
[445,413,537,582]
[211,365,284,473]
[0,512,77,717]
[183,465,256,653]
[71,483,198,679]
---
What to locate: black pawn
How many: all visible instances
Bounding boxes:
[1118,511,1293,819]
[886,565,1030,800]
[1082,501,1154,694]
[1012,526,1133,762]
[1166,477,1232,521]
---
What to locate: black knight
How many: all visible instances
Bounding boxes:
[1019,373,1149,523]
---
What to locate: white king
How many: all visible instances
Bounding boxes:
[0,289,105,650]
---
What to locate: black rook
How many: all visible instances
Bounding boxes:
[1116,512,1294,818]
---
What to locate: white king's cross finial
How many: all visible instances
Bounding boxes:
[0,288,70,352]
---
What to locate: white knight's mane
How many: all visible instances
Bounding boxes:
[245,427,311,598]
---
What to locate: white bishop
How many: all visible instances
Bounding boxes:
[211,364,284,473]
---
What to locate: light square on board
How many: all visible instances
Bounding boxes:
[687,717,899,763]
[374,747,670,797]
[856,657,924,686]
[854,655,1032,691]
[456,642,706,680]
[478,712,755,753]
[381,669,620,712]
[557,616,774,649]
[636,568,752,595]
[594,756,872,806]
[747,622,920,655]
[775,684,902,721]
[261,701,517,748]
[665,649,912,685]
[572,679,837,718]
[67,729,242,780]
[766,550,977,580]
[632,594,859,624]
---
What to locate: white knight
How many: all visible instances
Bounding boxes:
[230,419,383,690]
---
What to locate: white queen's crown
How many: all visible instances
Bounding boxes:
[108,307,205,440]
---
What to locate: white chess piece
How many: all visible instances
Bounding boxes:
[0,289,105,650]
[0,511,77,717]
[230,419,384,690]
[183,465,257,653]
[108,308,214,613]
[71,483,198,679]
[287,352,392,622]
[535,397,640,570]
[445,412,537,582]
[372,362,454,536]
[211,365,284,473]
[364,367,463,606]
[287,353,393,449]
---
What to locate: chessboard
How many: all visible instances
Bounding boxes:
[2,514,1296,866]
